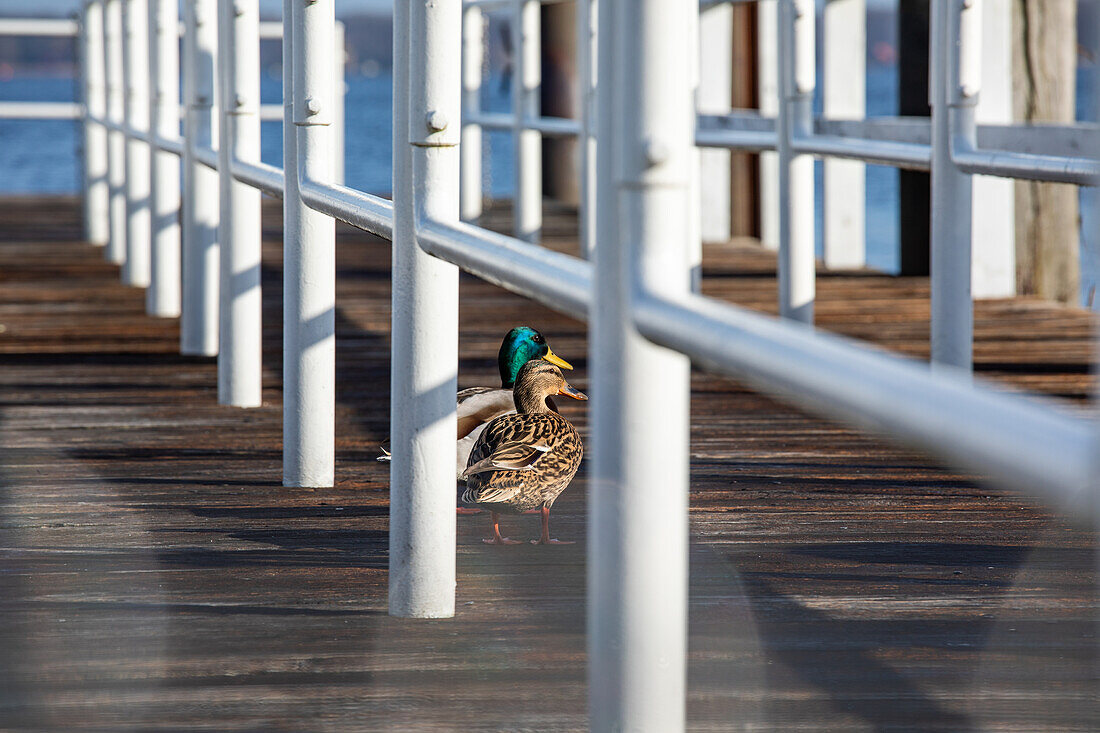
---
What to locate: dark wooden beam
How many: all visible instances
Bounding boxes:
[731,2,760,238]
[898,0,930,276]
[540,3,578,205]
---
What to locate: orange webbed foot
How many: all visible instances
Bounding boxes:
[483,536,522,545]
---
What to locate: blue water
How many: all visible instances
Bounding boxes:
[256,73,517,198]
[1,68,1096,303]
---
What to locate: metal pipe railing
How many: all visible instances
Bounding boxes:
[792,134,931,170]
[216,0,263,408]
[420,219,589,320]
[589,0,695,726]
[694,127,777,152]
[460,3,484,222]
[576,0,596,257]
[757,0,780,251]
[298,178,392,239]
[822,0,866,269]
[952,141,1100,186]
[387,0,461,618]
[104,0,127,267]
[122,0,152,289]
[231,157,284,199]
[776,0,815,323]
[284,0,337,489]
[929,0,976,370]
[700,113,1099,177]
[79,2,109,246]
[513,0,541,243]
[0,3,344,349]
[0,18,79,36]
[456,0,598,248]
[633,288,1097,513]
[0,101,84,119]
[148,0,181,317]
[180,0,220,357]
[464,110,582,136]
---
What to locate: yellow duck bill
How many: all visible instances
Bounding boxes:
[543,348,573,371]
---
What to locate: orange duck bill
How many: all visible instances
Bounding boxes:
[557,382,587,401]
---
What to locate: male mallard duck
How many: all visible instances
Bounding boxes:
[378,326,573,482]
[460,359,586,545]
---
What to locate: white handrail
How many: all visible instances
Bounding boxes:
[0,18,78,36]
[0,101,83,119]
[635,289,1096,514]
[420,219,591,320]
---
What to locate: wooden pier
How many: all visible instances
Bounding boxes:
[0,197,1096,730]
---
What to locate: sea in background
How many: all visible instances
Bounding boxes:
[0,65,1096,305]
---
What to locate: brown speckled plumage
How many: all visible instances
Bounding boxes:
[461,411,582,513]
[459,360,585,539]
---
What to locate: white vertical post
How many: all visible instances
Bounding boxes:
[147,0,180,317]
[971,4,1014,298]
[285,0,336,487]
[82,0,109,247]
[930,0,979,370]
[181,0,194,317]
[104,0,127,265]
[777,0,816,323]
[281,1,302,470]
[1093,30,1100,696]
[460,4,484,223]
[333,21,346,186]
[577,0,596,258]
[757,0,779,251]
[388,0,460,619]
[217,0,262,407]
[686,4,703,293]
[589,0,693,728]
[122,0,151,287]
[513,0,541,242]
[823,0,866,269]
[698,3,732,243]
[181,0,220,356]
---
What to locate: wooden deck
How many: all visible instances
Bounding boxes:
[0,196,1096,731]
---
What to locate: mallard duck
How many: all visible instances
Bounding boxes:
[378,326,573,483]
[460,359,586,545]
[454,326,572,478]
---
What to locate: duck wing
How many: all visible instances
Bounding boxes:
[456,388,515,440]
[460,440,551,480]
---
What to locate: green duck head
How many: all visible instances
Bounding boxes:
[497,326,572,388]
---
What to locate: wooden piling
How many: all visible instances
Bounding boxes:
[898,0,930,276]
[730,2,759,239]
[540,3,577,206]
[1012,0,1080,304]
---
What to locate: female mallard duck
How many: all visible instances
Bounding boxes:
[460,359,586,545]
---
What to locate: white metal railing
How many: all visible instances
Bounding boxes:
[1,1,1097,730]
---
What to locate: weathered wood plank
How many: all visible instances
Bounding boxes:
[0,197,1095,731]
